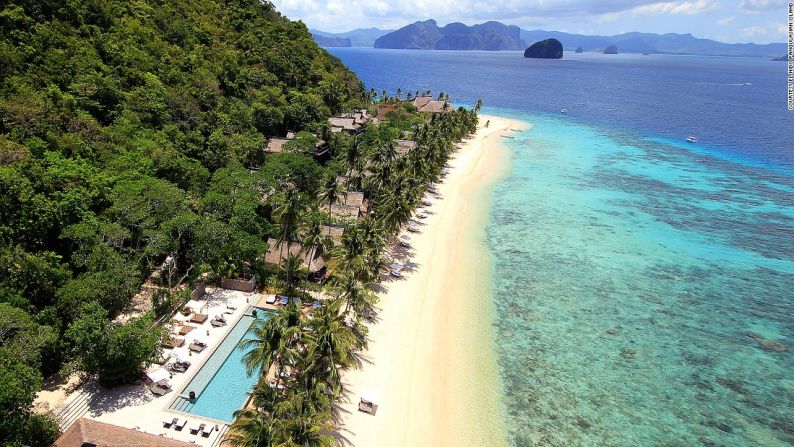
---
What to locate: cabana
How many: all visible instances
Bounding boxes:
[186,299,208,323]
[265,239,326,274]
[358,388,379,415]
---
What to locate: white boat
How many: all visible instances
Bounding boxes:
[686,136,698,143]
[560,108,568,114]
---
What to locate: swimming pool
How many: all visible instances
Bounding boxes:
[169,308,270,422]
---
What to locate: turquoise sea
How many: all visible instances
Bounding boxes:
[489,113,793,446]
[328,48,794,446]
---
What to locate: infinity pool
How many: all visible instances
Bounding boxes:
[170,308,270,422]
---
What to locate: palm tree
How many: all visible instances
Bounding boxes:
[271,394,335,447]
[279,252,306,293]
[225,408,274,447]
[272,184,307,260]
[318,174,340,219]
[332,273,377,319]
[305,300,358,394]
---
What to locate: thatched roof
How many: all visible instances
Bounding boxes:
[328,117,359,131]
[266,137,291,153]
[327,204,360,221]
[412,96,452,113]
[395,139,417,157]
[54,418,194,447]
[342,191,364,208]
[412,96,433,109]
[265,239,325,273]
[321,225,345,245]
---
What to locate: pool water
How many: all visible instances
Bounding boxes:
[170,309,270,422]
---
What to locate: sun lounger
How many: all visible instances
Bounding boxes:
[190,422,205,435]
[358,398,378,415]
[163,417,177,428]
[168,361,190,373]
[226,302,237,310]
[210,318,225,328]
[150,384,168,396]
[161,336,185,348]
[189,341,207,353]
[265,295,277,304]
[178,325,194,335]
[202,424,214,437]
[174,418,187,430]
[278,295,288,306]
[189,313,208,324]
[312,301,322,309]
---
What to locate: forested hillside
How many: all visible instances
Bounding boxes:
[0,0,363,444]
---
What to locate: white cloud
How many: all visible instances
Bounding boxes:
[738,0,787,11]
[739,21,788,40]
[632,0,719,15]
[716,16,735,26]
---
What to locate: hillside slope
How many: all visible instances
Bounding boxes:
[374,19,525,50]
[0,0,363,444]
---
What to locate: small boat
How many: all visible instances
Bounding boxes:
[560,108,568,114]
[686,136,698,143]
[744,82,752,86]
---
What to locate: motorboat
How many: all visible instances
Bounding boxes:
[686,136,698,143]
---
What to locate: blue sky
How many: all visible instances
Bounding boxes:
[271,0,789,44]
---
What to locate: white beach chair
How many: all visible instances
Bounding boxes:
[202,424,214,436]
[174,418,187,430]
[189,422,204,435]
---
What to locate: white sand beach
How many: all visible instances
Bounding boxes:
[338,115,529,446]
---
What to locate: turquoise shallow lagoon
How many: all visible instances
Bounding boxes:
[486,113,794,447]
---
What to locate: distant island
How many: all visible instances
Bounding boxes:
[524,39,563,59]
[311,27,392,47]
[772,55,788,61]
[373,19,525,51]
[604,45,619,54]
[314,20,786,58]
[311,33,351,47]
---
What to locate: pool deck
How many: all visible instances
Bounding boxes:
[52,288,263,446]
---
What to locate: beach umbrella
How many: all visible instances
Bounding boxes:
[186,299,207,314]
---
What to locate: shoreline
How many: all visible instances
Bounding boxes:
[337,114,529,446]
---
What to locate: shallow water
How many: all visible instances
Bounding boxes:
[487,114,794,446]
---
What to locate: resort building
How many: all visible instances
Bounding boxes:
[265,131,328,155]
[54,418,194,447]
[412,96,453,113]
[328,109,370,134]
[321,224,345,246]
[265,238,326,274]
[395,139,417,157]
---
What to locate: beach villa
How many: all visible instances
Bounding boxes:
[412,96,453,113]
